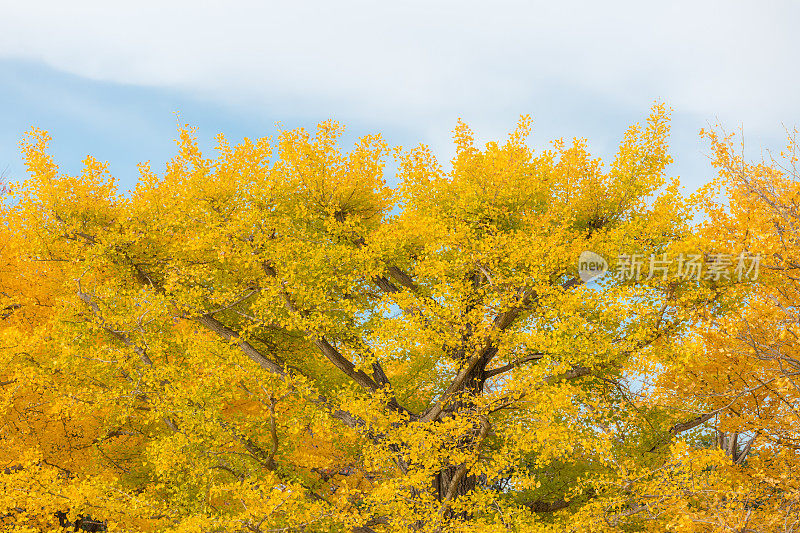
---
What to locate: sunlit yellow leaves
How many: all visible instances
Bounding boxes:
[5,105,791,532]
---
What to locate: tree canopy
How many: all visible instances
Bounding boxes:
[1,105,798,532]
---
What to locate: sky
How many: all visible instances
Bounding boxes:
[1,0,799,192]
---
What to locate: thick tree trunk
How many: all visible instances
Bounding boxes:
[435,464,477,502]
[432,365,487,520]
[430,273,494,514]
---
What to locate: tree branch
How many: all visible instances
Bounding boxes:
[194,314,286,377]
[436,417,491,529]
[484,352,546,379]
[260,262,408,416]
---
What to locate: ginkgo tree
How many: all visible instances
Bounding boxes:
[0,105,790,532]
[613,127,800,533]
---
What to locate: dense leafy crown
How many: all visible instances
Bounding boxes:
[1,106,798,532]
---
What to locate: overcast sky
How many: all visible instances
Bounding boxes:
[1,0,798,191]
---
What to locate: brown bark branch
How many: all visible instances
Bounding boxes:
[260,262,408,416]
[195,313,363,429]
[77,284,154,367]
[436,417,491,529]
[194,314,286,377]
[484,352,546,379]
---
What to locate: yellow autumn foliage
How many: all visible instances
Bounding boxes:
[0,105,797,532]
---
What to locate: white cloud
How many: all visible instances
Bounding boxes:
[1,0,797,134]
